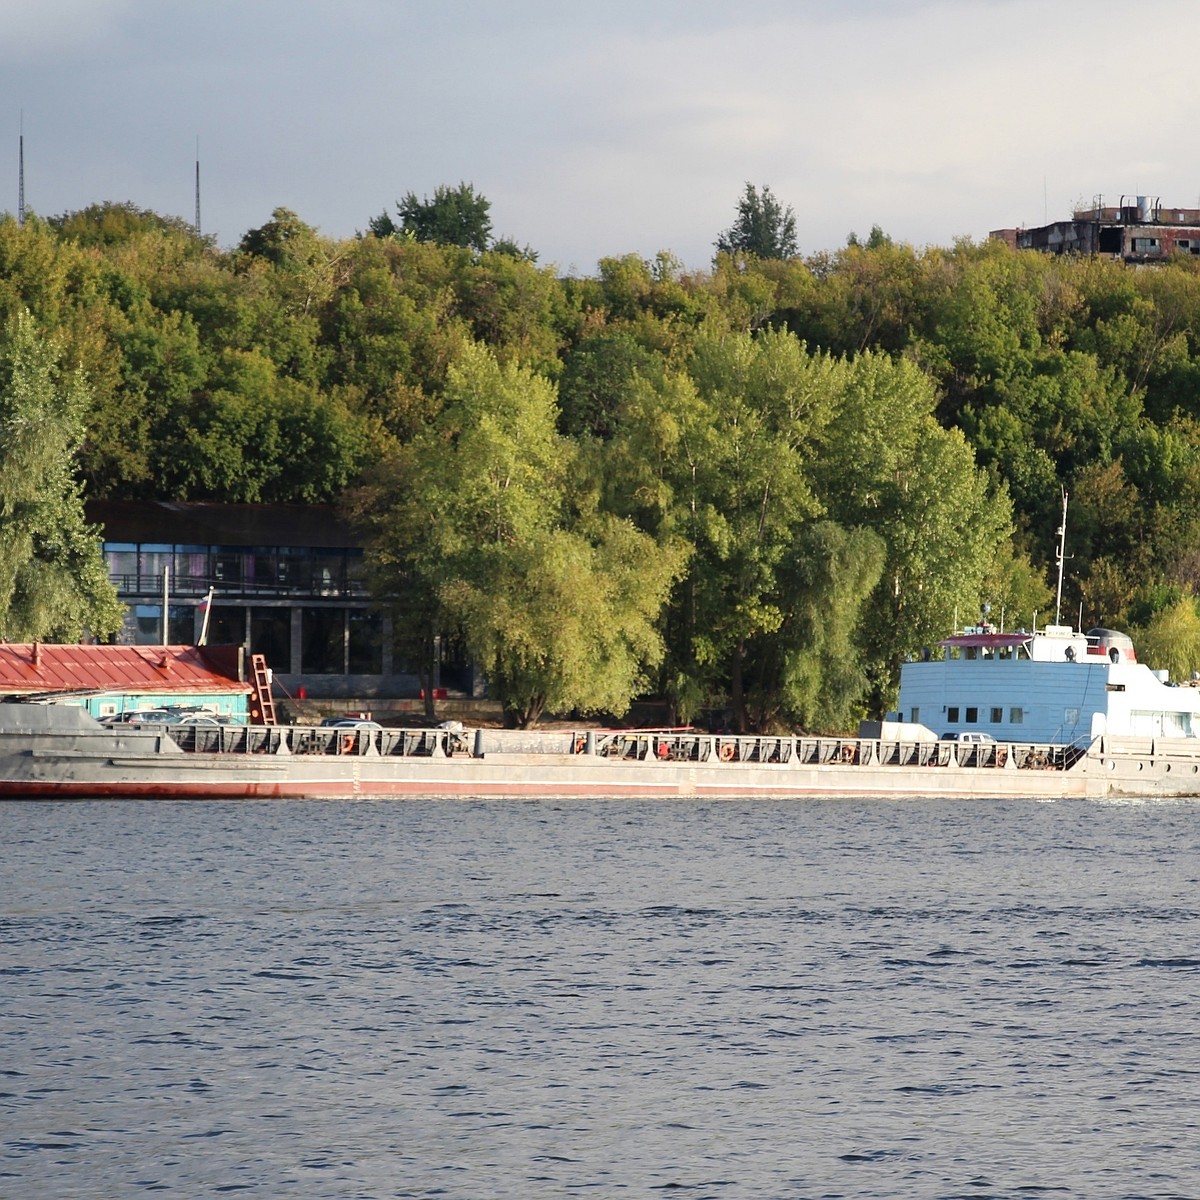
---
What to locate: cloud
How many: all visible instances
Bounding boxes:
[0,0,135,59]
[6,0,1200,267]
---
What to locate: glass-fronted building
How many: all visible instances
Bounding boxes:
[88,501,469,701]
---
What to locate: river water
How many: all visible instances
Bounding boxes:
[3,796,1200,1198]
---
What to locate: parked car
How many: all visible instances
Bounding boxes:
[321,717,383,730]
[100,709,172,725]
[940,731,996,744]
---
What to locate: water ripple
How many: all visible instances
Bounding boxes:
[3,796,1200,1197]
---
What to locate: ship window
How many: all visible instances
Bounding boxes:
[965,707,978,723]
[965,647,978,660]
[947,707,959,723]
[1064,707,1080,725]
[990,707,1003,723]
[1010,707,1023,724]
[910,708,920,724]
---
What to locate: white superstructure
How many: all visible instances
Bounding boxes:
[898,624,1200,745]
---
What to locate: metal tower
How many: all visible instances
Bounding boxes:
[18,111,25,225]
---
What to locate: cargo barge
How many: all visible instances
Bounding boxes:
[2,702,1198,800]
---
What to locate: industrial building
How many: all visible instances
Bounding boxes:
[991,195,1200,263]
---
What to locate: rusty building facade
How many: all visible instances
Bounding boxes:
[992,195,1200,263]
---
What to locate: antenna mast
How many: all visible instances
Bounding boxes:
[194,136,201,235]
[1054,488,1069,627]
[18,110,25,226]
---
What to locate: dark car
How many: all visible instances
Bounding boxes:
[100,709,172,725]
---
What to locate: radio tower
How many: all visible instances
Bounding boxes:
[18,110,25,226]
[194,137,201,235]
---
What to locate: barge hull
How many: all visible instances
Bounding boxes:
[1,707,1197,800]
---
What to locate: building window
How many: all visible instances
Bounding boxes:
[207,606,247,647]
[947,707,959,723]
[310,553,348,596]
[212,548,243,586]
[130,603,195,645]
[348,610,383,674]
[1010,707,1024,724]
[302,607,345,674]
[965,707,978,723]
[139,544,173,590]
[990,707,1003,723]
[104,543,138,590]
[250,607,292,673]
[174,545,209,593]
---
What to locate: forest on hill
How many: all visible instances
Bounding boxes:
[5,189,1200,728]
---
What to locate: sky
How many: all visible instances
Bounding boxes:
[5,0,1200,275]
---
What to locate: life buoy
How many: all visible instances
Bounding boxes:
[575,736,586,754]
[719,742,735,762]
[341,733,355,754]
[656,740,671,760]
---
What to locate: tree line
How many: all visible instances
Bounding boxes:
[4,186,1200,725]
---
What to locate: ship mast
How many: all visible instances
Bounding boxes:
[1054,488,1069,627]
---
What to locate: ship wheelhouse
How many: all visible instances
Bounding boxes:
[897,624,1200,746]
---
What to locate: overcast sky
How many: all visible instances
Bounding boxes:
[5,0,1199,274]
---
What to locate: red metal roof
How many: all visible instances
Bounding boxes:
[0,644,250,697]
[940,632,1031,650]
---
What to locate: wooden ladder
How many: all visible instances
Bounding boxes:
[248,653,277,726]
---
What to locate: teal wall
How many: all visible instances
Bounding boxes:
[62,692,249,723]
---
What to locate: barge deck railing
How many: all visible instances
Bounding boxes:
[155,722,1081,772]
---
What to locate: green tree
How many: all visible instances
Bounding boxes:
[0,312,123,641]
[356,343,684,726]
[153,348,375,503]
[397,183,493,252]
[715,183,798,260]
[810,352,1012,710]
[592,328,835,728]
[50,201,203,249]
[750,521,887,731]
[1133,592,1200,681]
[558,329,662,439]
